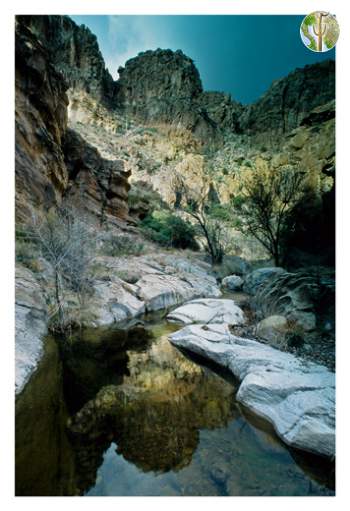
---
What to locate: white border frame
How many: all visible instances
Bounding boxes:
[1,1,349,509]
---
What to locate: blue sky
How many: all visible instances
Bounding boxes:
[71,15,335,104]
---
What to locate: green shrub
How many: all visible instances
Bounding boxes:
[140,211,198,250]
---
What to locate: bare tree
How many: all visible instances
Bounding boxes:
[171,172,226,264]
[28,206,96,332]
[235,164,306,266]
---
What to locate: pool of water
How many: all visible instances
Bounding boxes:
[15,318,335,496]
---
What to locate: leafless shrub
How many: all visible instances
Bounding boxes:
[27,206,97,332]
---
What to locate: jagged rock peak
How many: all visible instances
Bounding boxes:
[240,59,335,135]
[117,48,203,105]
[115,48,243,138]
[15,15,116,106]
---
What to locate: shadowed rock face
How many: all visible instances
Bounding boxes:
[116,49,242,140]
[240,60,335,136]
[116,49,202,119]
[16,15,116,106]
[15,17,69,220]
[116,49,334,139]
[15,16,131,224]
[64,128,131,222]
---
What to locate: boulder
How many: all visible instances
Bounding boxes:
[221,275,244,291]
[252,268,334,332]
[167,299,245,326]
[90,278,146,326]
[169,324,335,458]
[219,255,252,277]
[87,254,222,323]
[243,267,285,295]
[255,315,288,347]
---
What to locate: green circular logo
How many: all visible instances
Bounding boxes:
[300,12,339,52]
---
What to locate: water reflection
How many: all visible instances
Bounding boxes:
[15,322,335,496]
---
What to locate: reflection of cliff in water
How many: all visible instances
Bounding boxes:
[15,322,335,497]
[68,333,236,483]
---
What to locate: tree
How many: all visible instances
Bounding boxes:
[171,172,228,264]
[234,164,305,266]
[28,206,96,332]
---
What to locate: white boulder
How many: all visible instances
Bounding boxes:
[169,324,335,458]
[167,299,245,326]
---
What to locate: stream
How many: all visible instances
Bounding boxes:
[15,316,335,496]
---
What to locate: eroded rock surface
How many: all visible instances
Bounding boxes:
[86,254,221,326]
[168,299,245,326]
[169,324,335,458]
[248,267,335,332]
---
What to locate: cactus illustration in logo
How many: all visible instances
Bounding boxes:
[300,12,339,52]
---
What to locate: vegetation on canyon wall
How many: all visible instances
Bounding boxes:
[15,15,335,336]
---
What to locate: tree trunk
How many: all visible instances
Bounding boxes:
[54,270,64,330]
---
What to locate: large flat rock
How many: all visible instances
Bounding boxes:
[167,299,245,326]
[169,324,335,458]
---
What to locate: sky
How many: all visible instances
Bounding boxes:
[71,15,335,105]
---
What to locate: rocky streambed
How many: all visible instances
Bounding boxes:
[15,254,335,495]
[16,316,335,496]
[15,253,221,394]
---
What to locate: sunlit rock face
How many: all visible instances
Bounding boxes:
[68,334,236,474]
[15,16,131,224]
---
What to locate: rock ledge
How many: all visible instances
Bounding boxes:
[169,323,335,458]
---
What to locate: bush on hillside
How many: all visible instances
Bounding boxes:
[140,211,198,250]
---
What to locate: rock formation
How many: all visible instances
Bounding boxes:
[240,60,335,136]
[16,15,116,105]
[64,129,131,223]
[15,17,69,221]
[15,16,130,224]
[170,323,335,458]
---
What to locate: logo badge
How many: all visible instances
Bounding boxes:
[300,12,339,52]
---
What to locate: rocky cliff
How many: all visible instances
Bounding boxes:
[15,16,130,224]
[15,17,69,221]
[115,49,244,139]
[115,48,334,139]
[240,60,335,136]
[17,15,116,105]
